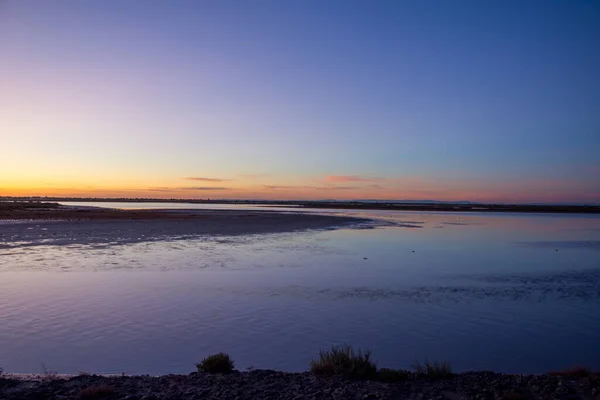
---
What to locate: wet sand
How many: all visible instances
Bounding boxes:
[0,203,370,248]
[0,202,244,221]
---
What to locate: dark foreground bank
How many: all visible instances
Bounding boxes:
[1,370,599,400]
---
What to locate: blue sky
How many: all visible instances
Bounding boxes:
[1,0,599,202]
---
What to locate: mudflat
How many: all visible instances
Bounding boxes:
[0,202,369,247]
[0,201,220,220]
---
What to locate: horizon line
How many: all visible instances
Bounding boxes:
[1,195,598,207]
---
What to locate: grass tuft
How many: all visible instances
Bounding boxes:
[40,363,58,381]
[196,353,235,374]
[310,344,377,380]
[376,367,411,382]
[76,385,117,400]
[411,358,452,379]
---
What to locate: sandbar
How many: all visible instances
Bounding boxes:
[0,202,370,248]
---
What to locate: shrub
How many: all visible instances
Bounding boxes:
[40,363,58,381]
[310,345,377,380]
[376,367,411,382]
[411,358,452,379]
[76,385,116,400]
[196,353,235,374]
[549,366,593,378]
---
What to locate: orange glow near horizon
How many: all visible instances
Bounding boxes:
[1,175,598,204]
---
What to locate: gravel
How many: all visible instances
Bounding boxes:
[1,370,599,400]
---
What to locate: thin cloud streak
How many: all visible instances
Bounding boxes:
[262,185,312,190]
[314,186,356,190]
[179,186,231,190]
[324,175,383,183]
[263,184,360,191]
[182,177,231,182]
[147,186,232,192]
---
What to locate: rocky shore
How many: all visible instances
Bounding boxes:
[1,369,599,400]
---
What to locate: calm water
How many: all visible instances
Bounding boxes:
[1,203,599,375]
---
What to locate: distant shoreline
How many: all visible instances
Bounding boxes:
[294,202,600,214]
[2,197,599,214]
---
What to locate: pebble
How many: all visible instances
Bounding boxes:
[1,371,599,400]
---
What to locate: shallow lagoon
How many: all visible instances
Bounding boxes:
[1,204,599,375]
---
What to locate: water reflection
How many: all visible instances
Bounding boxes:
[0,207,599,375]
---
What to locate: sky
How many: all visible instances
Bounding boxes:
[1,0,599,203]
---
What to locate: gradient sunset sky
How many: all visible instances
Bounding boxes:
[1,1,599,203]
